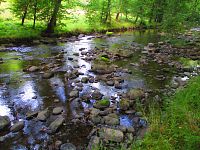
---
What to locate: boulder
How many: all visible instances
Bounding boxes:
[127,89,144,100]
[103,113,119,125]
[10,121,25,133]
[49,116,65,133]
[91,91,103,100]
[93,99,110,109]
[99,127,124,142]
[0,116,10,131]
[119,99,130,111]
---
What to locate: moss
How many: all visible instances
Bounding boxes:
[98,99,110,106]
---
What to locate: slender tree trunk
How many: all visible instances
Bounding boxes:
[116,12,120,21]
[105,0,111,23]
[33,0,37,29]
[135,15,139,23]
[21,4,29,25]
[46,0,62,34]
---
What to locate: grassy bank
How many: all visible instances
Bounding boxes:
[132,76,200,150]
[0,18,137,40]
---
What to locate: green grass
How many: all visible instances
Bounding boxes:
[131,76,200,150]
[0,20,42,39]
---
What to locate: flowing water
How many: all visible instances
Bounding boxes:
[0,30,181,149]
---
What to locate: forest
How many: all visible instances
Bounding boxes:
[0,0,199,150]
[0,0,200,37]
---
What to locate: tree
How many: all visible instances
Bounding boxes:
[11,0,31,25]
[45,0,62,33]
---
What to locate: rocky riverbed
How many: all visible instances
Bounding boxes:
[0,30,199,149]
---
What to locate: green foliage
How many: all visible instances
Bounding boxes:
[0,0,200,36]
[132,76,200,150]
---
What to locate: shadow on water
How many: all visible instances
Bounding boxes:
[0,30,178,149]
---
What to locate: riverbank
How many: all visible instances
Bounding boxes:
[132,76,200,150]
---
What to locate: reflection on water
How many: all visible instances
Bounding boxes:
[16,81,42,111]
[120,115,133,127]
[50,77,66,102]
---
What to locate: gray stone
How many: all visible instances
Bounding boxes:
[42,72,54,79]
[81,77,89,83]
[91,91,103,100]
[10,121,24,132]
[60,143,76,150]
[53,107,63,115]
[91,115,101,124]
[37,109,50,121]
[26,111,38,120]
[49,116,65,133]
[127,127,135,133]
[90,108,100,116]
[69,90,79,98]
[103,113,119,125]
[99,127,124,142]
[106,80,114,86]
[0,116,10,131]
[28,66,39,72]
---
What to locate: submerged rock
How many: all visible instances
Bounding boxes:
[10,121,25,133]
[0,116,10,131]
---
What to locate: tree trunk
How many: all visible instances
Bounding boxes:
[116,12,120,21]
[21,4,29,26]
[46,0,62,34]
[33,0,37,29]
[135,15,139,23]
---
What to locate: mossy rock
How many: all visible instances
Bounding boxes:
[127,89,144,100]
[106,31,113,36]
[94,99,110,109]
[119,99,130,111]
